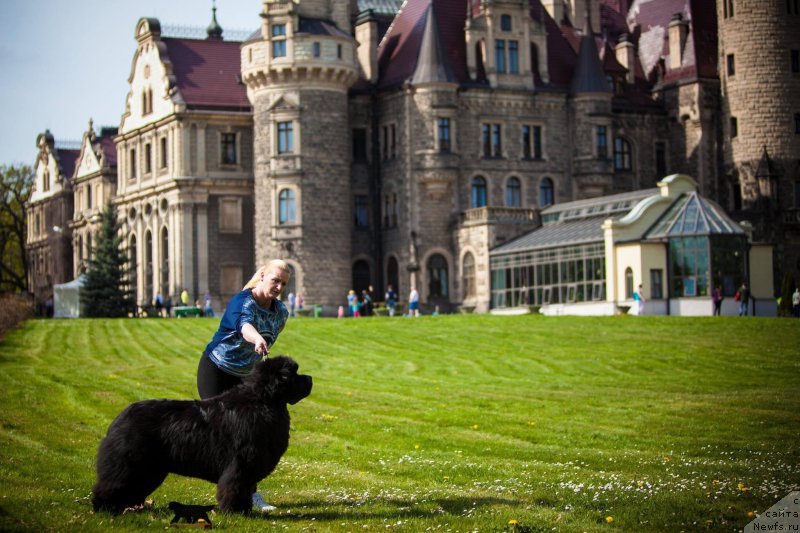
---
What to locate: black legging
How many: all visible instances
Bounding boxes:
[197,353,243,399]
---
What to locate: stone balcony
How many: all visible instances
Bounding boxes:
[460,206,540,226]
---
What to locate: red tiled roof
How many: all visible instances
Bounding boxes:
[163,38,250,110]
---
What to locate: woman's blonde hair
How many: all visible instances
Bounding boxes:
[243,259,292,289]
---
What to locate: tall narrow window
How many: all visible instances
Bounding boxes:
[438,117,451,152]
[129,148,137,179]
[471,177,487,208]
[655,141,667,177]
[313,42,321,58]
[727,54,735,76]
[337,44,342,59]
[354,195,369,227]
[506,177,521,207]
[522,125,542,159]
[539,177,554,207]
[144,143,152,174]
[730,116,738,139]
[427,254,449,298]
[391,193,398,227]
[650,269,663,299]
[272,24,287,58]
[625,267,634,299]
[792,50,800,73]
[463,252,476,298]
[277,122,293,154]
[614,137,632,171]
[509,40,519,74]
[500,14,512,31]
[596,126,608,159]
[495,40,506,73]
[278,189,295,225]
[221,133,237,164]
[159,137,168,169]
[161,227,169,295]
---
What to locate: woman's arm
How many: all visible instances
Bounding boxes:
[241,322,269,356]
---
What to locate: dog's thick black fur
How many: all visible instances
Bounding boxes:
[92,356,312,514]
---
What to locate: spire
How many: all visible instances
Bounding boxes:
[206,0,223,40]
[410,3,456,85]
[755,146,778,179]
[570,4,610,94]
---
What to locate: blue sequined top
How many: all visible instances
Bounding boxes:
[205,289,289,377]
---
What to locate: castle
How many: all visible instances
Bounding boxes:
[26,0,800,315]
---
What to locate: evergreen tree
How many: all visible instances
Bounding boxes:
[778,272,794,317]
[81,202,134,317]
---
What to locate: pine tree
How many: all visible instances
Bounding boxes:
[81,202,134,317]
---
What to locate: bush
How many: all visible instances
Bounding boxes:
[0,293,32,339]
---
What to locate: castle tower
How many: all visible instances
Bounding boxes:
[241,0,359,312]
[718,0,800,275]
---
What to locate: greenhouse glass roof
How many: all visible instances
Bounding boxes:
[645,192,744,238]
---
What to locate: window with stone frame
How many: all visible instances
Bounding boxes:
[129,148,137,179]
[277,122,294,154]
[792,50,799,73]
[506,177,522,207]
[539,177,554,207]
[482,123,502,158]
[219,197,243,234]
[354,195,369,228]
[522,125,543,159]
[726,54,735,76]
[221,132,237,165]
[614,137,633,171]
[596,126,608,159]
[437,117,451,152]
[159,136,168,169]
[278,188,295,225]
[655,141,667,177]
[272,24,287,58]
[730,117,738,138]
[144,143,152,174]
[471,176,487,208]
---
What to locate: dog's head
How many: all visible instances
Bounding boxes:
[249,356,312,405]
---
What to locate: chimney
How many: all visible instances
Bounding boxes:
[615,33,636,84]
[668,13,689,70]
[355,10,378,83]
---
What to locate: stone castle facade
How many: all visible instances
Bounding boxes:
[25,0,800,315]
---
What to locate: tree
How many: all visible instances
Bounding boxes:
[778,271,794,317]
[81,202,135,317]
[0,164,34,293]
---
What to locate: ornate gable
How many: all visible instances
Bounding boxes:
[75,124,101,181]
[30,131,74,204]
[120,18,180,134]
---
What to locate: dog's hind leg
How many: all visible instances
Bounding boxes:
[215,465,253,513]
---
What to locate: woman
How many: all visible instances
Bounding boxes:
[196,259,292,512]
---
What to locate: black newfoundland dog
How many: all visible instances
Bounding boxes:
[92,356,312,514]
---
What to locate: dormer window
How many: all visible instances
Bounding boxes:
[500,14,512,31]
[495,39,519,74]
[272,24,287,58]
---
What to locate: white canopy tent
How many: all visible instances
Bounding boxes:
[53,275,86,318]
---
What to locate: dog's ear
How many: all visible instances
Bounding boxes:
[250,356,298,401]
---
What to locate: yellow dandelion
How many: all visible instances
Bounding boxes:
[443,476,450,480]
[748,511,756,518]
[472,424,479,430]
[527,421,536,426]
[606,516,614,523]
[508,519,519,526]
[414,444,420,449]
[346,391,353,396]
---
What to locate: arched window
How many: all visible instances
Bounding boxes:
[539,177,554,207]
[471,176,487,208]
[160,227,169,294]
[463,252,476,298]
[427,254,449,298]
[614,137,633,171]
[387,256,399,295]
[506,177,521,207]
[145,230,154,303]
[625,267,634,299]
[129,234,138,305]
[278,188,295,224]
[352,260,371,295]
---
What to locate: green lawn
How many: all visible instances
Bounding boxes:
[0,315,798,532]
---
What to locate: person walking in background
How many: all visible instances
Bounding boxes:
[385,284,398,317]
[347,290,357,317]
[297,293,304,312]
[195,259,292,513]
[737,282,750,316]
[164,295,173,317]
[792,287,800,318]
[180,288,190,306]
[361,288,373,316]
[712,285,723,316]
[632,284,645,315]
[203,292,215,318]
[408,287,420,317]
[288,292,296,317]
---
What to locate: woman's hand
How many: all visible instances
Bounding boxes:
[254,338,270,357]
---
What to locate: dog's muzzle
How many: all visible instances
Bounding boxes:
[288,375,312,405]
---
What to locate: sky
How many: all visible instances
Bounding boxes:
[0,0,263,166]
